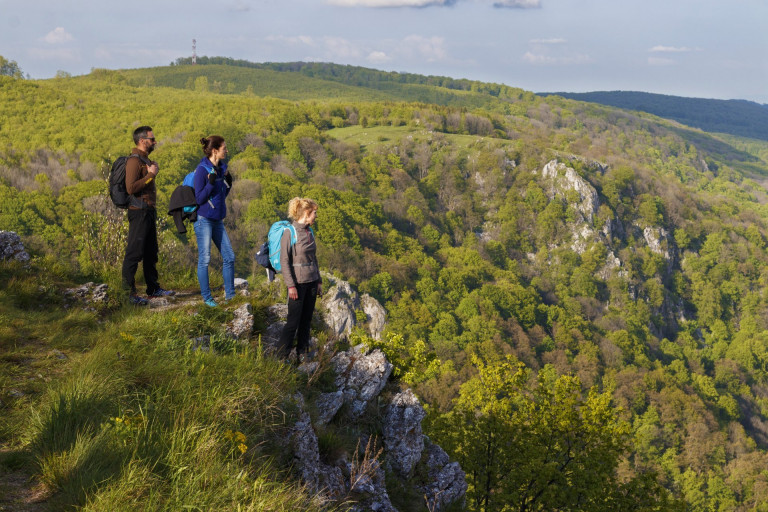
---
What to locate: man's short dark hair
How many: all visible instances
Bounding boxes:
[133,126,153,145]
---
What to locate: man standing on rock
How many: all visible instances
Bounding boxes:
[121,125,174,305]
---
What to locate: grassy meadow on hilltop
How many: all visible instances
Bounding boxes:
[3,59,768,510]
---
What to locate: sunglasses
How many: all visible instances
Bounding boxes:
[142,137,156,142]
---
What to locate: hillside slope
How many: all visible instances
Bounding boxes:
[540,90,768,141]
[3,62,768,510]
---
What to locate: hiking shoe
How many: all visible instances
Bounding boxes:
[204,298,218,307]
[149,288,176,297]
[129,294,149,306]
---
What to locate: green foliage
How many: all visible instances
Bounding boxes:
[428,357,674,511]
[0,55,24,78]
[4,60,768,510]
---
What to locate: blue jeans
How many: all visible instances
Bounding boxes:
[193,216,235,301]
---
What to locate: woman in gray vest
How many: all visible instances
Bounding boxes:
[278,197,322,361]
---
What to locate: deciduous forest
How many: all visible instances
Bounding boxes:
[3,58,768,511]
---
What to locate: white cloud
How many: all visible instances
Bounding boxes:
[400,35,448,62]
[529,38,566,45]
[43,27,74,44]
[494,0,541,8]
[28,47,79,61]
[523,51,591,65]
[328,0,452,6]
[648,56,676,66]
[322,36,363,59]
[265,35,316,46]
[649,45,697,53]
[366,51,391,64]
[326,0,540,7]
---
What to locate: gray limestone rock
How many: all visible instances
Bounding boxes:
[0,231,30,263]
[420,442,468,512]
[383,389,427,477]
[315,390,344,425]
[226,303,254,340]
[332,345,393,417]
[320,274,387,340]
[361,293,387,340]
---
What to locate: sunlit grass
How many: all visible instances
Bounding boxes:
[0,258,323,510]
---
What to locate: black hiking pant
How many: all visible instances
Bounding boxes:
[278,281,319,357]
[122,207,160,295]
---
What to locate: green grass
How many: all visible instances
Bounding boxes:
[0,258,326,511]
[328,125,515,153]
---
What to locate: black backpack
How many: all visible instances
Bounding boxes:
[108,154,140,209]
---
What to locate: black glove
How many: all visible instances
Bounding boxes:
[207,172,216,185]
[224,172,232,188]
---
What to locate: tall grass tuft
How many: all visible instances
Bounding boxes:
[22,303,320,510]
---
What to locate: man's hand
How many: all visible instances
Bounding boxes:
[317,283,323,296]
[288,287,298,300]
[147,162,159,177]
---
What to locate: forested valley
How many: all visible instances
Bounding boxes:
[3,59,768,511]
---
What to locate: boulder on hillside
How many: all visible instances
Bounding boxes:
[320,273,387,340]
[332,344,393,418]
[383,389,426,477]
[0,231,30,263]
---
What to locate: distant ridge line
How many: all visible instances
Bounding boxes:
[538,90,768,141]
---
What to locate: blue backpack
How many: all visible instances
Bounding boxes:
[255,221,314,274]
[181,166,216,213]
[181,172,197,213]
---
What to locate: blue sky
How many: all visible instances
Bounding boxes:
[1,0,766,102]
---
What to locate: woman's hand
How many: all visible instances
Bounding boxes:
[317,283,323,296]
[288,287,298,300]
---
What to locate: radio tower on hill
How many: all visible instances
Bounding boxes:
[192,39,197,65]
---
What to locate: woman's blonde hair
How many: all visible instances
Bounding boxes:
[288,197,318,221]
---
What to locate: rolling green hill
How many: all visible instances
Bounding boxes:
[3,61,768,511]
[540,90,768,141]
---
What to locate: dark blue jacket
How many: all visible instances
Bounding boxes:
[193,157,230,220]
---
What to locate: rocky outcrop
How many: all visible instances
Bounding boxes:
[332,345,393,418]
[384,389,426,477]
[360,294,387,340]
[419,442,469,512]
[64,282,109,310]
[0,231,30,263]
[540,160,599,226]
[534,160,623,281]
[225,303,254,340]
[321,273,387,340]
[287,344,466,511]
[642,225,673,262]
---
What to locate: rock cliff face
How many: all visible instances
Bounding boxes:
[534,159,684,334]
[321,273,387,340]
[289,344,466,511]
[230,276,467,510]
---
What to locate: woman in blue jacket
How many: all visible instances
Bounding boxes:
[193,135,234,307]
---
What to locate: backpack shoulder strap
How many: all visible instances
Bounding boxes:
[287,224,298,246]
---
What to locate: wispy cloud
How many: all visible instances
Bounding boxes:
[647,56,676,66]
[265,35,316,46]
[649,45,700,53]
[322,36,364,59]
[399,35,448,62]
[326,0,540,7]
[29,47,78,61]
[328,0,454,6]
[367,51,391,64]
[42,27,74,44]
[523,51,591,65]
[529,38,566,45]
[494,0,541,8]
